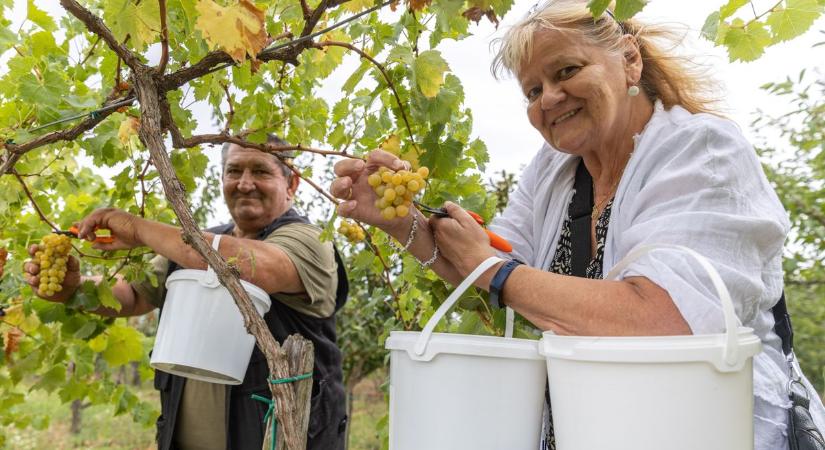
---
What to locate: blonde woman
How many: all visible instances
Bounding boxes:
[331,1,825,448]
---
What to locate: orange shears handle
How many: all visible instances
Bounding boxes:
[68,226,115,244]
[464,211,513,253]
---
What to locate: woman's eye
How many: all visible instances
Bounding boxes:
[558,66,580,80]
[525,86,541,102]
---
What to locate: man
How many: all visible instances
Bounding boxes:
[24,136,349,450]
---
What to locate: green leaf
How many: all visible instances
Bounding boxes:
[587,0,612,17]
[612,0,647,21]
[723,20,772,61]
[31,366,66,393]
[719,0,750,19]
[413,50,449,98]
[765,0,823,43]
[103,0,162,48]
[97,281,122,312]
[27,0,56,32]
[101,325,144,367]
[701,11,721,41]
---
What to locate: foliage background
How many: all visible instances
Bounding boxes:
[0,0,823,448]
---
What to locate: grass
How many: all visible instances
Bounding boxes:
[1,372,389,450]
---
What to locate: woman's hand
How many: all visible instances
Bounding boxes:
[331,150,412,235]
[24,244,81,303]
[430,202,496,279]
[76,208,145,251]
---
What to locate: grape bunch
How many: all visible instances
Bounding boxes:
[35,234,72,297]
[367,165,429,220]
[337,220,365,242]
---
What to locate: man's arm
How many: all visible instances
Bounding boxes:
[76,208,306,296]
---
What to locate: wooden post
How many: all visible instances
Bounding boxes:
[266,334,315,450]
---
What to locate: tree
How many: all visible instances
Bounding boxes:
[0,0,823,447]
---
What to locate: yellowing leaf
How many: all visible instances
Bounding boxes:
[195,0,268,63]
[380,134,401,154]
[103,0,161,49]
[413,50,449,98]
[88,333,108,353]
[342,0,374,13]
[118,116,139,145]
[766,0,823,43]
[723,20,771,61]
[101,325,144,367]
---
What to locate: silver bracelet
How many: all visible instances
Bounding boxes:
[389,215,418,252]
[418,243,439,269]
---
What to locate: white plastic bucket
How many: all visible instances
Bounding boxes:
[385,256,547,450]
[150,234,271,385]
[540,244,763,450]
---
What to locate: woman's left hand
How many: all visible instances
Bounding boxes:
[429,202,496,279]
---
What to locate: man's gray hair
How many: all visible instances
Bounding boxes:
[221,134,295,180]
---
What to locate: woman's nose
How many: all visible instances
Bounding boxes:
[540,83,565,110]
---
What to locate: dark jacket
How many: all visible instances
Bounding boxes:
[154,209,348,450]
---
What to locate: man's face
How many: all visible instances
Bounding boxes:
[222,145,296,229]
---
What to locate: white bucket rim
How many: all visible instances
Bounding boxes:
[387,330,543,362]
[166,268,271,311]
[540,327,762,368]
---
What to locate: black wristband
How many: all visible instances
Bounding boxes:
[488,259,523,309]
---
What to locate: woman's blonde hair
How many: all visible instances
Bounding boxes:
[491,0,722,115]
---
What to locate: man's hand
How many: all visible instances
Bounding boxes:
[76,208,145,251]
[24,244,81,303]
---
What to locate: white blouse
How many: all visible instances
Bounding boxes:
[490,101,825,449]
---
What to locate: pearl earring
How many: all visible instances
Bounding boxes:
[628,85,640,97]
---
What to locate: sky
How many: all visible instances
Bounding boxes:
[6,0,825,218]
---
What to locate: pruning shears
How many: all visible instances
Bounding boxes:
[55,225,115,244]
[414,201,513,253]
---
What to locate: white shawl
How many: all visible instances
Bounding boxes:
[490,101,825,449]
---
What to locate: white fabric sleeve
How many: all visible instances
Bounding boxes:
[610,118,789,334]
[490,152,539,265]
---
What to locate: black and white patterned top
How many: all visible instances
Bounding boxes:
[541,196,614,450]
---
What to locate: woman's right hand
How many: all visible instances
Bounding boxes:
[331,150,412,234]
[23,244,81,303]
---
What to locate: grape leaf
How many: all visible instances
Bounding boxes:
[413,50,449,98]
[97,282,122,312]
[587,0,612,17]
[195,0,267,63]
[723,20,772,61]
[27,0,56,32]
[613,0,647,21]
[101,325,144,367]
[103,0,161,49]
[766,0,823,43]
[719,0,750,19]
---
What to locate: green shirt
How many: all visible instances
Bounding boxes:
[133,222,338,449]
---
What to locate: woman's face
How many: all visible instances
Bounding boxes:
[519,28,635,156]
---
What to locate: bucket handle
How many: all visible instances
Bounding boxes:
[202,234,223,287]
[414,256,516,356]
[604,244,741,367]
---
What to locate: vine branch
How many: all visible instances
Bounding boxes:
[11,169,59,231]
[314,40,420,154]
[157,0,170,75]
[59,0,144,71]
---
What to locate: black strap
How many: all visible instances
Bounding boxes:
[569,160,593,278]
[772,291,794,356]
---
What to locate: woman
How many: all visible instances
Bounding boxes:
[331,1,825,448]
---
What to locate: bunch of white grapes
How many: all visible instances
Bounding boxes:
[337,220,366,242]
[36,234,71,297]
[367,165,429,220]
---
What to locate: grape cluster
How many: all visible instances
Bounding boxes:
[337,220,365,242]
[35,234,72,297]
[367,166,429,220]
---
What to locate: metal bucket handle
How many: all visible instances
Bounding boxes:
[201,234,223,288]
[414,256,516,356]
[604,244,742,367]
